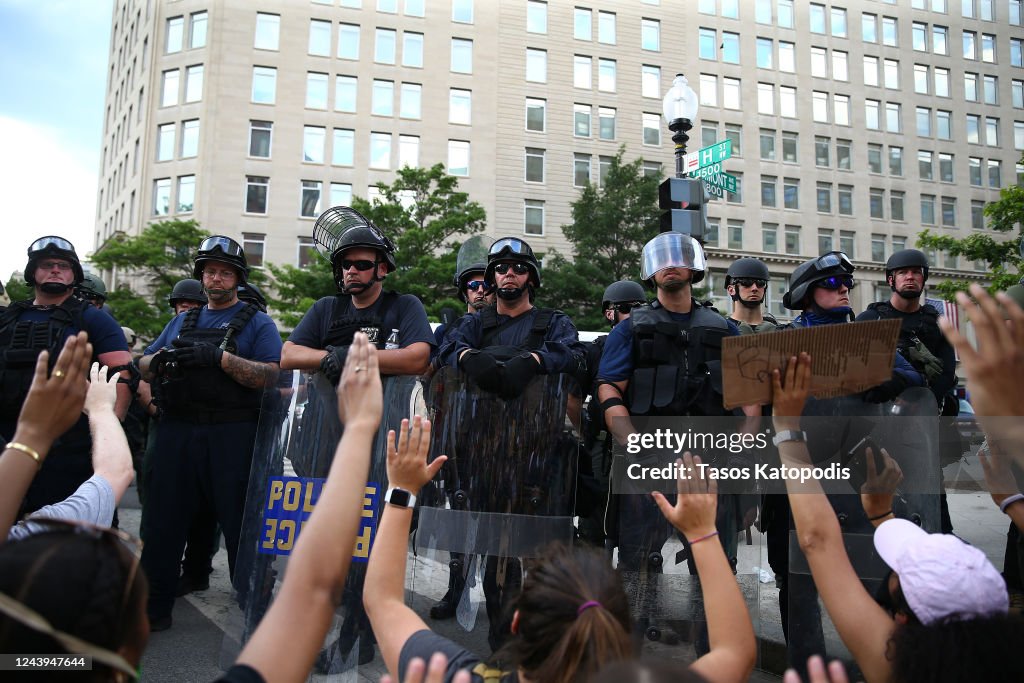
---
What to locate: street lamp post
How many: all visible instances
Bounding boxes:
[662,73,699,178]
[657,73,707,242]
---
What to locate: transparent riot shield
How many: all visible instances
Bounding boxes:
[222,370,426,679]
[412,368,581,653]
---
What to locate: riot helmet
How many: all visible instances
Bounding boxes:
[454,235,491,303]
[25,235,85,293]
[168,278,208,306]
[886,249,930,300]
[312,206,397,293]
[602,280,647,310]
[192,235,249,282]
[77,273,108,305]
[725,258,770,309]
[238,282,268,313]
[640,232,707,286]
[484,238,541,300]
[783,251,855,310]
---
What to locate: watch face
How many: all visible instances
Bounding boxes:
[388,488,412,507]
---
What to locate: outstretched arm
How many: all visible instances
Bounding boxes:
[84,363,134,503]
[235,333,381,683]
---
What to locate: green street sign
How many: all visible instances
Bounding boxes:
[683,139,733,173]
[688,162,738,193]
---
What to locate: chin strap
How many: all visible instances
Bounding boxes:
[496,286,527,301]
[38,282,75,295]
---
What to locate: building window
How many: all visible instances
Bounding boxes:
[863,13,877,42]
[599,155,613,186]
[939,153,954,182]
[838,185,853,216]
[598,59,616,92]
[780,86,797,118]
[185,64,203,102]
[779,41,795,72]
[297,237,317,269]
[574,8,591,40]
[833,51,849,81]
[988,159,1002,187]
[190,12,207,49]
[818,229,834,253]
[723,77,741,109]
[599,107,616,140]
[448,140,470,176]
[985,117,999,146]
[870,190,885,219]
[642,65,661,98]
[831,7,847,37]
[815,136,830,167]
[969,157,983,186]
[330,182,353,207]
[379,0,398,13]
[886,103,902,133]
[727,173,743,203]
[526,48,547,83]
[941,197,956,226]
[309,20,331,56]
[921,194,936,225]
[452,0,474,23]
[981,33,995,62]
[817,182,832,213]
[254,13,280,51]
[166,16,183,54]
[401,31,424,67]
[249,121,272,158]
[699,28,717,60]
[598,11,616,44]
[700,74,718,107]
[368,79,392,116]
[840,231,855,257]
[964,30,977,59]
[868,144,883,174]
[245,176,269,214]
[971,200,986,230]
[836,139,851,170]
[917,107,932,137]
[527,1,547,34]
[451,38,473,73]
[397,134,419,168]
[785,226,800,255]
[642,19,660,51]
[871,233,886,261]
[834,94,850,126]
[574,104,591,137]
[889,146,903,176]
[919,150,934,181]
[782,132,798,162]
[757,83,774,115]
[642,113,660,145]
[778,0,794,27]
[306,72,328,109]
[757,38,773,69]
[161,69,179,106]
[933,26,949,55]
[761,176,777,208]
[399,82,421,119]
[724,123,742,156]
[966,72,979,101]
[891,192,905,221]
[332,129,355,166]
[369,132,392,169]
[728,220,744,250]
[339,24,360,60]
[156,123,175,162]
[811,46,827,79]
[574,154,591,187]
[937,110,952,140]
[526,98,545,132]
[913,22,927,51]
[722,32,740,64]
[866,99,880,130]
[525,148,545,183]
[373,28,396,64]
[181,119,199,158]
[300,180,322,218]
[812,91,828,123]
[762,223,778,253]
[810,3,826,33]
[1013,80,1024,108]
[251,66,276,104]
[524,200,544,236]
[153,178,171,216]
[783,178,799,209]
[335,75,357,112]
[242,233,265,268]
[303,126,326,164]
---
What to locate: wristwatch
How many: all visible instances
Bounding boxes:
[772,430,807,447]
[385,487,417,509]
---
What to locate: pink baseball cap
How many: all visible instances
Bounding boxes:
[874,518,1008,625]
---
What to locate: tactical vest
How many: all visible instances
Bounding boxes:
[324,291,400,349]
[728,315,779,336]
[478,305,555,352]
[627,301,730,416]
[159,303,262,422]
[866,301,943,353]
[0,298,86,420]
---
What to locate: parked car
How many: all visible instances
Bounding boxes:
[956,399,986,445]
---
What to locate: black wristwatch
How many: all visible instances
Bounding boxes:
[385,487,417,509]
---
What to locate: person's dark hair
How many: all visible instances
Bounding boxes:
[0,531,148,682]
[887,613,1024,682]
[494,543,632,683]
[593,659,708,683]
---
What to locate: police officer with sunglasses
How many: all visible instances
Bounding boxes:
[724,258,779,335]
[281,207,434,380]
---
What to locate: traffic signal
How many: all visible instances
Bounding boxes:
[658,177,708,244]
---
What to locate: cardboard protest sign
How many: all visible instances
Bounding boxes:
[721,319,902,409]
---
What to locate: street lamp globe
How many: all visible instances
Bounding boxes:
[662,73,699,127]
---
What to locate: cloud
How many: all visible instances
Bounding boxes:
[0,116,98,283]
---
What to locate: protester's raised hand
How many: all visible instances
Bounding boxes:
[652,452,718,540]
[83,363,118,417]
[386,416,446,493]
[336,332,382,430]
[979,440,1020,502]
[772,353,812,429]
[380,653,471,683]
[783,655,849,683]
[860,447,902,520]
[16,332,92,447]
[940,284,1024,418]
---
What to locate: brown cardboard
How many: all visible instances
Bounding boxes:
[721,319,902,409]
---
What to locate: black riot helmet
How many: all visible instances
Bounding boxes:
[25,236,85,292]
[312,206,397,293]
[724,258,770,288]
[192,235,249,282]
[453,235,491,303]
[484,237,541,289]
[168,278,208,306]
[237,282,268,312]
[602,280,647,309]
[783,251,855,310]
[76,273,108,303]
[885,249,930,283]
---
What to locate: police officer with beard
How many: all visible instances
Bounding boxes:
[139,235,282,631]
[0,236,132,515]
[725,258,779,334]
[281,207,433,378]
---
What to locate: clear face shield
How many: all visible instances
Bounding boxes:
[640,233,706,281]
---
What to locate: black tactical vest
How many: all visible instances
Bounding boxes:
[324,291,399,349]
[0,299,86,420]
[865,301,943,357]
[159,303,262,422]
[627,301,730,416]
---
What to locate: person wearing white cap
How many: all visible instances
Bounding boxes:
[771,352,1023,683]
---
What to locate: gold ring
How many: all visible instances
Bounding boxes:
[53,370,65,378]
[354,366,364,373]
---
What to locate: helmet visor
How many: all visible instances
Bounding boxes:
[488,238,533,258]
[641,233,706,281]
[199,236,245,258]
[813,251,854,274]
[29,236,76,254]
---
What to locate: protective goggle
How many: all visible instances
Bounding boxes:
[733,278,768,289]
[812,251,854,274]
[29,236,76,253]
[198,236,245,258]
[640,232,706,281]
[339,258,378,272]
[489,237,533,257]
[494,262,531,275]
[816,275,856,291]
[465,280,494,292]
[607,301,646,314]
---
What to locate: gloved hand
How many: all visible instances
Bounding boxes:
[171,338,224,369]
[863,375,908,404]
[319,344,350,384]
[498,354,543,400]
[460,351,503,394]
[149,349,177,377]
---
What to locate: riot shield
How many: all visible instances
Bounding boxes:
[223,370,426,678]
[412,367,581,653]
[455,235,490,276]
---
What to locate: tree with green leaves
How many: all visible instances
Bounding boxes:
[918,156,1024,297]
[541,149,662,330]
[266,257,335,330]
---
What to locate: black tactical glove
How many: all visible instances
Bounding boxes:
[460,351,503,394]
[149,349,176,377]
[171,338,224,369]
[319,344,350,384]
[863,374,908,404]
[498,354,543,400]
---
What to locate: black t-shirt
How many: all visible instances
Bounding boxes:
[288,293,434,351]
[399,630,517,683]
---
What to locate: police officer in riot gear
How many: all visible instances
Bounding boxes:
[168,278,208,314]
[76,273,109,310]
[139,235,282,631]
[0,236,132,514]
[725,258,778,334]
[238,282,269,313]
[281,206,433,378]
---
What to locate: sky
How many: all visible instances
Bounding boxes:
[0,0,112,283]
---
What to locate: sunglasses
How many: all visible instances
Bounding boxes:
[607,301,645,314]
[494,263,530,275]
[199,236,245,258]
[340,259,377,271]
[734,278,768,289]
[465,280,494,292]
[816,275,856,290]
